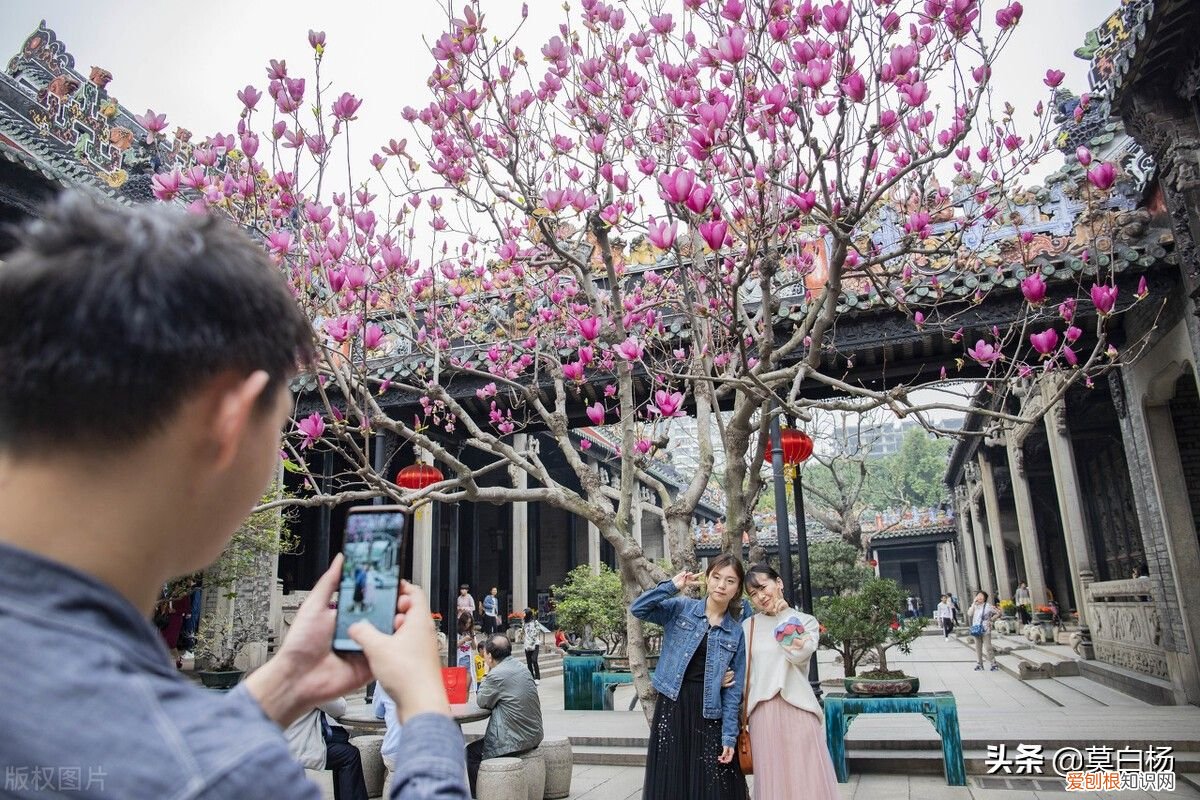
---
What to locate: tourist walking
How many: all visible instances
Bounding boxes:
[967,591,1001,671]
[742,564,839,800]
[936,594,955,638]
[482,586,500,635]
[631,554,749,800]
[1014,582,1032,626]
[523,609,542,684]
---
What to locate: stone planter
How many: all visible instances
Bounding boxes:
[197,669,245,690]
[843,673,920,696]
[601,653,659,673]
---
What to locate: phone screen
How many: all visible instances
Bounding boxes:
[333,506,406,652]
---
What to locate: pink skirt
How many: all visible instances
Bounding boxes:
[748,694,841,800]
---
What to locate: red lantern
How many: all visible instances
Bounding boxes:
[396,463,444,490]
[778,428,814,465]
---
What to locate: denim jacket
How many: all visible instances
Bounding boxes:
[630,580,746,748]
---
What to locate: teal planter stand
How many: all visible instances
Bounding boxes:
[824,691,966,786]
[591,670,654,710]
[563,655,604,710]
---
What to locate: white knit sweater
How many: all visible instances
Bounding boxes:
[741,607,824,723]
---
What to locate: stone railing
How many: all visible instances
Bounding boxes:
[1086,578,1167,680]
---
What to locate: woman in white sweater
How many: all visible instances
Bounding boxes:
[742,563,839,800]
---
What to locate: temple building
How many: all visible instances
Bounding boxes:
[946,0,1200,705]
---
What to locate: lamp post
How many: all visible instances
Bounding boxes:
[767,412,821,699]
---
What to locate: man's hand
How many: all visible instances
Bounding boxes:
[350,581,451,723]
[243,555,373,727]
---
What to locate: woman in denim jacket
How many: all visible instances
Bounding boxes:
[631,554,749,800]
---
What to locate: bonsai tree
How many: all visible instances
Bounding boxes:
[806,540,875,599]
[817,577,926,678]
[195,485,296,672]
[551,565,627,654]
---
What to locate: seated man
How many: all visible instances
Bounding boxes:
[285,698,368,800]
[0,193,467,799]
[468,635,544,795]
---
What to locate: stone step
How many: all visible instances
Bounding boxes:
[571,744,646,767]
[1052,675,1153,706]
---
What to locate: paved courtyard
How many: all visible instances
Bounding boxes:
[316,632,1200,798]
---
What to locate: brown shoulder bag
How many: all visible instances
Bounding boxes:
[736,616,754,774]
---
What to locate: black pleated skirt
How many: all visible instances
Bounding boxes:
[642,680,749,800]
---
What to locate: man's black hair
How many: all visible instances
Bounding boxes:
[485,634,511,662]
[0,192,315,454]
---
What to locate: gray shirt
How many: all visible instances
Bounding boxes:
[474,656,543,759]
[0,540,468,799]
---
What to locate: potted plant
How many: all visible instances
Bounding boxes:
[551,565,631,660]
[817,577,926,696]
[194,485,296,689]
[1033,604,1055,622]
[998,599,1017,618]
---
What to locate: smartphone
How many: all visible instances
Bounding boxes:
[333,505,407,652]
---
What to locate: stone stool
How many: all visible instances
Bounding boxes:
[477,757,525,800]
[349,734,385,798]
[538,738,573,799]
[516,749,546,800]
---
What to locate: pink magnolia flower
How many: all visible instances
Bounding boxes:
[332,92,362,121]
[1090,283,1118,315]
[995,1,1023,28]
[889,45,919,76]
[653,390,684,418]
[699,220,728,251]
[615,337,644,361]
[1043,69,1065,88]
[913,311,925,329]
[647,219,678,250]
[308,29,326,50]
[899,82,930,107]
[238,85,262,110]
[562,361,585,381]
[1065,325,1083,343]
[586,402,605,425]
[716,27,747,63]
[658,168,696,204]
[968,340,1001,366]
[685,184,713,215]
[580,440,592,450]
[1020,273,1046,304]
[635,439,653,455]
[1136,275,1148,299]
[1075,146,1092,167]
[297,413,325,449]
[1087,163,1117,191]
[363,324,384,350]
[1063,345,1078,367]
[578,317,602,341]
[840,73,866,103]
[1059,297,1077,321]
[1030,328,1059,357]
[151,170,181,201]
[134,109,168,144]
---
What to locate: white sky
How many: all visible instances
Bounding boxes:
[0,0,1107,185]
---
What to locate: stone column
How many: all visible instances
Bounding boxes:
[632,486,643,546]
[966,470,995,596]
[955,486,981,592]
[511,433,529,613]
[1041,390,1095,658]
[977,452,1014,601]
[587,520,601,575]
[1006,436,1048,607]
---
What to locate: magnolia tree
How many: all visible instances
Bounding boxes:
[144,0,1151,713]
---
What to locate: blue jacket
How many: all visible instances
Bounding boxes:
[630,580,746,748]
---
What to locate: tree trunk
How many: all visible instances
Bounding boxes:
[620,560,659,726]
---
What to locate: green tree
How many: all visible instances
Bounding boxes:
[804,540,874,598]
[551,565,626,654]
[866,428,952,509]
